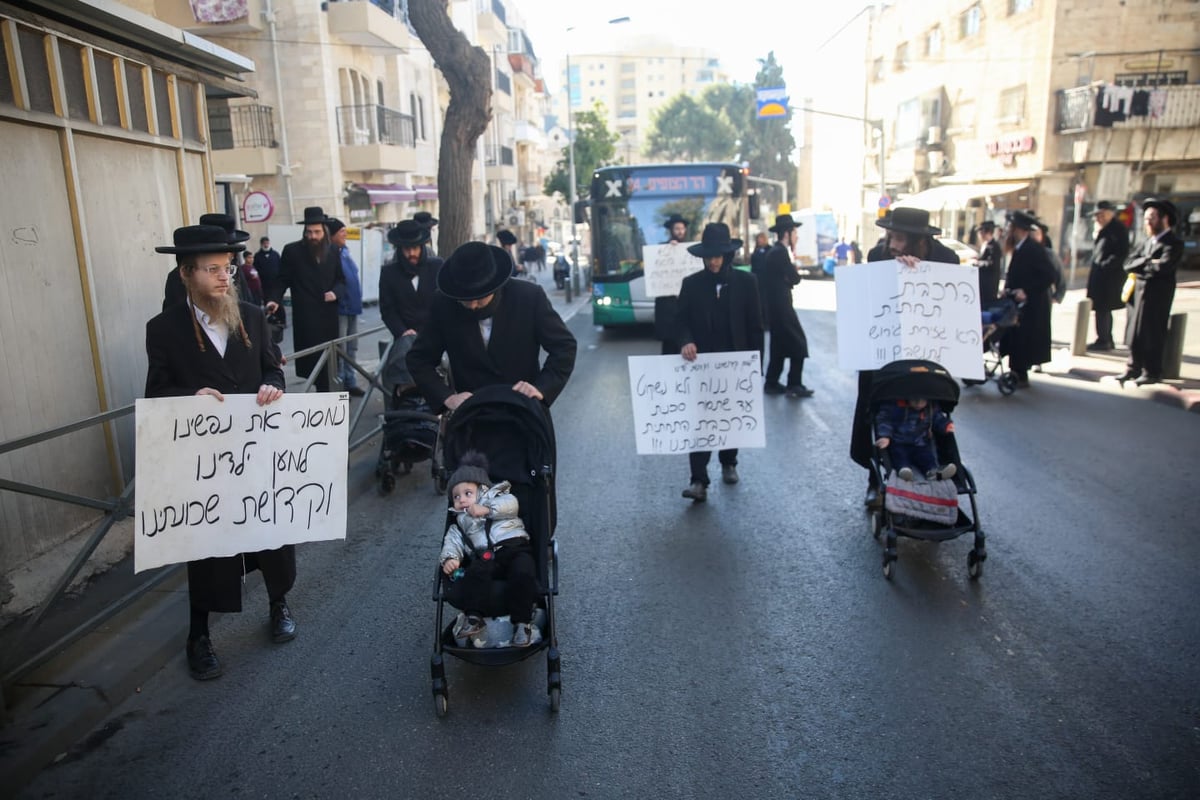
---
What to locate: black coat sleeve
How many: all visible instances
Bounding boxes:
[378,266,408,338]
[406,305,453,410]
[531,287,577,406]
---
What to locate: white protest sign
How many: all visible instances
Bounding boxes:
[134,393,349,573]
[643,243,702,298]
[835,259,984,379]
[627,351,765,455]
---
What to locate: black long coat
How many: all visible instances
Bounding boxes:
[1001,237,1057,371]
[272,241,345,379]
[1124,230,1182,374]
[761,242,808,358]
[975,239,1003,304]
[378,254,441,338]
[144,301,294,613]
[406,279,577,411]
[1087,218,1131,311]
[675,265,764,355]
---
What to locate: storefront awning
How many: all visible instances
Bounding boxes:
[414,184,438,201]
[357,183,417,204]
[894,181,1030,210]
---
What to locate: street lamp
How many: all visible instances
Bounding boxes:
[566,16,630,300]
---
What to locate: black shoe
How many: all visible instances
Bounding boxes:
[786,384,814,398]
[1086,340,1114,352]
[1134,374,1161,386]
[682,482,708,502]
[1117,370,1141,384]
[763,382,786,395]
[186,635,223,680]
[346,385,365,397]
[864,486,881,510]
[270,600,297,643]
[721,464,739,485]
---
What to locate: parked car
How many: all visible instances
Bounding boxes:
[935,237,979,264]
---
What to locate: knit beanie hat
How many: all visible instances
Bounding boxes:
[447,450,490,499]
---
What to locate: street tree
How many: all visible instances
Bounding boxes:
[409,0,491,253]
[544,105,620,200]
[643,94,738,162]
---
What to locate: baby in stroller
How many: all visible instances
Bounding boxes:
[874,397,957,482]
[440,450,539,648]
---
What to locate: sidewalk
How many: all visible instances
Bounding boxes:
[1044,269,1200,413]
[0,267,591,792]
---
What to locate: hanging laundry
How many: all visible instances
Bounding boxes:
[1129,89,1150,117]
[1148,88,1168,120]
[189,0,248,24]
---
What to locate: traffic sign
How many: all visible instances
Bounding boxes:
[878,195,892,209]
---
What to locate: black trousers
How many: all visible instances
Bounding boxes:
[1094,307,1114,345]
[443,543,537,623]
[689,449,737,485]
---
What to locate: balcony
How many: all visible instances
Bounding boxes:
[153,0,264,35]
[513,119,545,147]
[484,144,516,182]
[327,0,411,53]
[1056,83,1200,132]
[208,103,278,176]
[518,170,544,199]
[336,105,417,174]
[476,0,508,45]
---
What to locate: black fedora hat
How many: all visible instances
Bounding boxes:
[437,241,513,300]
[198,212,251,244]
[297,206,330,225]
[663,213,688,229]
[412,211,439,229]
[1006,209,1039,231]
[876,207,941,236]
[1086,199,1119,217]
[496,229,518,246]
[768,213,801,233]
[687,222,742,258]
[155,224,246,255]
[388,219,431,247]
[978,219,997,232]
[1141,197,1178,225]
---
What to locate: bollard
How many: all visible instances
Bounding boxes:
[1163,313,1187,380]
[1072,298,1093,356]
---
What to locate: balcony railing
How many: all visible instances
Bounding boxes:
[335,104,416,148]
[1056,83,1200,132]
[209,104,277,150]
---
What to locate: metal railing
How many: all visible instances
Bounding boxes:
[335,104,416,148]
[209,104,278,149]
[1056,83,1200,132]
[0,323,403,708]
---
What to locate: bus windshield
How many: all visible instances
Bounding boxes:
[589,163,746,280]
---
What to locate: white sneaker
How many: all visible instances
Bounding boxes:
[512,622,535,647]
[897,467,914,481]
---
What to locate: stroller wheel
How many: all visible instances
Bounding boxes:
[378,473,396,495]
[549,686,561,713]
[870,510,883,539]
[435,474,448,494]
[882,559,894,580]
[968,550,984,580]
[998,373,1017,395]
[400,461,413,475]
[434,693,449,717]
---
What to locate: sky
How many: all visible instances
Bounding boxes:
[509,1,875,97]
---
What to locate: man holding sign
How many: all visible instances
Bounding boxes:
[146,224,296,681]
[676,223,764,502]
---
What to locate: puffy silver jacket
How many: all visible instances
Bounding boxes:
[439,481,529,564]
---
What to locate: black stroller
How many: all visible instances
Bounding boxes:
[430,386,561,715]
[868,360,986,580]
[972,292,1023,395]
[375,335,443,494]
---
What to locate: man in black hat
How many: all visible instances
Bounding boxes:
[145,224,296,681]
[406,240,576,413]
[412,211,439,257]
[496,229,525,277]
[999,209,1057,387]
[654,213,691,355]
[1085,200,1130,351]
[1120,197,1182,385]
[267,206,345,392]
[162,213,251,311]
[760,214,812,398]
[380,219,442,341]
[254,235,283,321]
[973,219,1003,305]
[676,223,764,502]
[853,207,962,509]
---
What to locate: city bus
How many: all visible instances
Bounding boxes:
[588,162,749,327]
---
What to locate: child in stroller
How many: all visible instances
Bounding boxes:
[874,396,957,482]
[376,334,441,493]
[440,450,539,648]
[964,291,1023,394]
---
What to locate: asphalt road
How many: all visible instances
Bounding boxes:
[18,281,1200,799]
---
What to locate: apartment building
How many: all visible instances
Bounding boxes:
[551,35,729,163]
[860,0,1199,252]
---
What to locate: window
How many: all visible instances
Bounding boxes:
[998,85,1025,123]
[620,79,635,89]
[894,42,909,71]
[895,92,943,146]
[19,26,54,114]
[959,4,982,38]
[125,61,149,132]
[620,62,635,74]
[620,94,635,106]
[924,26,942,56]
[871,57,884,82]
[1008,0,1033,13]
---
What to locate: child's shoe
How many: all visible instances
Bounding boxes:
[897,466,914,481]
[927,463,957,481]
[453,614,486,639]
[512,622,534,647]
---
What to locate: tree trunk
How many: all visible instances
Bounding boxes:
[409,0,492,255]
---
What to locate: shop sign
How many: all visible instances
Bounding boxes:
[241,191,274,223]
[985,135,1036,165]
